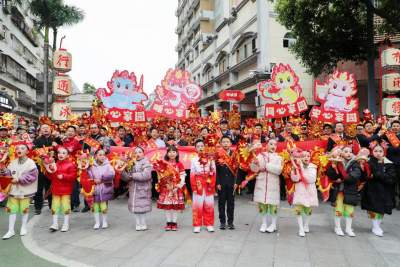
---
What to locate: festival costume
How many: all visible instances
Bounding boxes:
[327,133,349,152]
[216,148,238,228]
[156,160,185,231]
[2,157,38,239]
[63,136,82,210]
[250,151,283,233]
[47,158,77,232]
[327,159,363,237]
[33,135,61,213]
[290,162,318,237]
[121,157,152,231]
[361,156,396,237]
[190,156,216,232]
[88,159,115,229]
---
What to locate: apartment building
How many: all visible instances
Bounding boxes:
[175,0,314,118]
[0,0,47,119]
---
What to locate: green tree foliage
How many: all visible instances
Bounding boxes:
[275,0,400,76]
[83,82,97,94]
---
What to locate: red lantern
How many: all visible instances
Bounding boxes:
[53,49,72,72]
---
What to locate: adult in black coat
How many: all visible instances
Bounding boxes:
[33,124,62,215]
[361,144,396,237]
[326,146,363,237]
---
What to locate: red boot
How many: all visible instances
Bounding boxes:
[171,223,177,231]
[165,222,172,231]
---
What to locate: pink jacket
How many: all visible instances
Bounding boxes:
[290,163,319,208]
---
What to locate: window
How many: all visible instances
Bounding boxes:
[252,38,256,51]
[218,58,228,74]
[236,44,249,63]
[6,56,26,83]
[194,45,199,58]
[197,74,201,84]
[283,32,296,48]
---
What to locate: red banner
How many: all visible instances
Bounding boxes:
[311,70,359,123]
[219,90,245,102]
[264,97,308,118]
[109,139,327,170]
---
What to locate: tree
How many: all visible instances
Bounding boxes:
[51,5,84,52]
[275,0,400,76]
[83,83,97,94]
[29,0,84,116]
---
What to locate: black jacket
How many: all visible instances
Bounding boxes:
[327,159,363,206]
[355,134,380,148]
[216,150,237,187]
[277,133,300,142]
[361,157,396,215]
[33,135,61,149]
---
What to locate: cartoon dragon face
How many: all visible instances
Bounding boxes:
[327,71,356,98]
[112,77,135,96]
[271,64,299,91]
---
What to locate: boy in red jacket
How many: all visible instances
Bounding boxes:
[47,146,77,232]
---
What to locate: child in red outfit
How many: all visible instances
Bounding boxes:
[47,146,77,232]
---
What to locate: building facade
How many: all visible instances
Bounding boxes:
[0,0,47,119]
[175,0,314,118]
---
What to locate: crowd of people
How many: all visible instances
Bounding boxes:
[0,111,400,240]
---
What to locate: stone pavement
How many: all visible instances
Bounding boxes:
[0,209,58,267]
[17,196,400,267]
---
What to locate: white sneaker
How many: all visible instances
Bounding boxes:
[193,227,201,233]
[206,226,215,232]
[266,224,276,233]
[93,223,100,230]
[102,222,108,229]
[2,231,15,240]
[140,225,147,231]
[298,229,305,237]
[61,224,69,232]
[372,227,383,237]
[20,227,27,236]
[135,225,141,231]
[346,228,356,237]
[303,224,310,233]
[49,223,59,232]
[259,223,267,233]
[334,227,344,236]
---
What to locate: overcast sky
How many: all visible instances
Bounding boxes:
[60,0,177,94]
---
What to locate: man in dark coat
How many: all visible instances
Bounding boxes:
[33,124,62,215]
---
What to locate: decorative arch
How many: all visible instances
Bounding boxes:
[231,32,257,54]
[202,62,213,74]
[215,50,228,66]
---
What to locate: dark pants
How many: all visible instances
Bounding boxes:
[71,180,80,209]
[151,171,159,199]
[114,180,128,198]
[185,169,192,196]
[280,175,287,201]
[34,173,52,211]
[218,185,235,225]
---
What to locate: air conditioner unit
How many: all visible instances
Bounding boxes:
[0,29,5,40]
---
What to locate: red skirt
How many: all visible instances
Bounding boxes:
[157,187,185,210]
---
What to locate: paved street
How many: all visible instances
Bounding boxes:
[2,196,398,267]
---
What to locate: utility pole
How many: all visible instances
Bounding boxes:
[256,0,270,117]
[366,0,377,114]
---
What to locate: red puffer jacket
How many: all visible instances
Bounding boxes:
[48,159,77,195]
[62,137,82,156]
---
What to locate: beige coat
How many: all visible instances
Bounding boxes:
[251,152,283,205]
[291,163,319,208]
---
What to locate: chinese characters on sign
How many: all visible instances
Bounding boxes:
[53,75,72,96]
[219,90,245,102]
[149,69,202,119]
[52,49,72,72]
[381,47,400,116]
[258,63,308,118]
[51,102,72,121]
[96,70,148,123]
[310,70,359,123]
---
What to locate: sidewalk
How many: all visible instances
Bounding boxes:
[14,196,400,267]
[0,209,58,267]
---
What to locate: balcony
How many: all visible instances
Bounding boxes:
[10,6,39,47]
[16,91,35,106]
